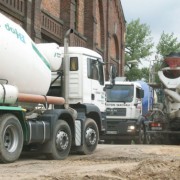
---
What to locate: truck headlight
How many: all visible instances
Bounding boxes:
[127,125,135,132]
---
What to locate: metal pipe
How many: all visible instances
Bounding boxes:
[63,29,74,109]
[18,93,65,105]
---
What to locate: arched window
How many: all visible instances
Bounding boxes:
[110,35,119,61]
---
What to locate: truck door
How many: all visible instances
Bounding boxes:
[87,58,105,112]
[135,87,143,115]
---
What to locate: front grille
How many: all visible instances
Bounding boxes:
[106,108,126,116]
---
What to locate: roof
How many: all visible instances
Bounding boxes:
[59,47,102,60]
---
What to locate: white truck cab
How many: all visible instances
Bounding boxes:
[102,80,150,144]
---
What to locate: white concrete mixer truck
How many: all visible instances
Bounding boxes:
[102,79,153,144]
[0,13,107,163]
[145,53,180,144]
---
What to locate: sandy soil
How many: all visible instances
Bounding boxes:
[0,144,180,180]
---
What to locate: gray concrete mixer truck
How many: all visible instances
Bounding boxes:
[0,13,107,163]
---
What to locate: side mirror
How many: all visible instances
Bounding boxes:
[109,64,117,85]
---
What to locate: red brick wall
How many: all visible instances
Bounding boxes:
[77,0,84,34]
[96,0,101,50]
[0,10,23,26]
[41,0,60,18]
[107,0,125,77]
[110,36,117,60]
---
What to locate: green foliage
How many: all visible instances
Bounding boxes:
[125,19,153,81]
[141,67,149,82]
[125,67,149,82]
[152,32,180,83]
[125,19,154,63]
[149,60,162,84]
[154,61,162,83]
[124,20,180,83]
[156,32,180,57]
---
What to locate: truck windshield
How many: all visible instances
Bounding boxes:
[106,85,134,102]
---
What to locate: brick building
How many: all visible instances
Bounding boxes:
[0,0,125,79]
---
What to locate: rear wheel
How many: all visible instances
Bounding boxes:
[47,120,71,160]
[0,114,23,163]
[81,118,99,155]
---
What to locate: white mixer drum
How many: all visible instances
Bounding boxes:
[0,13,51,95]
[36,43,63,72]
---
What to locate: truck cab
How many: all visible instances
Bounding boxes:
[102,80,150,144]
[45,46,106,132]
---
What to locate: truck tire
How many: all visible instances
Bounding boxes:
[81,118,99,155]
[136,123,146,144]
[145,132,153,144]
[47,120,71,160]
[0,114,23,163]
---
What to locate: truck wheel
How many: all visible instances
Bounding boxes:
[137,123,146,144]
[81,118,99,155]
[47,120,71,160]
[146,132,152,144]
[0,114,23,163]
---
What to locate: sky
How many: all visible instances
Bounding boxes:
[121,0,180,63]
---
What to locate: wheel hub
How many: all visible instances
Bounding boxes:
[85,128,97,146]
[140,129,144,140]
[3,125,18,153]
[56,131,69,151]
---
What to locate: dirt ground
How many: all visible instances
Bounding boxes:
[0,144,180,180]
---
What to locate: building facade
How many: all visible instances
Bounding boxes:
[0,0,125,79]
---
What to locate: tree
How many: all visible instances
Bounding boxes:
[150,32,180,83]
[156,32,180,57]
[125,19,154,81]
[125,19,154,65]
[125,67,149,82]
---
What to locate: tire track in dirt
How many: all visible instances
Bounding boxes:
[0,145,180,180]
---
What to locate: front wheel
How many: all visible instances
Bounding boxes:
[47,120,72,160]
[136,123,146,144]
[0,114,23,163]
[81,118,99,155]
[145,132,153,144]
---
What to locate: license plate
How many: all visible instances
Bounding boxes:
[151,127,162,130]
[106,131,118,134]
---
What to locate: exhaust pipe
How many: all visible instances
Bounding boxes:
[63,29,74,109]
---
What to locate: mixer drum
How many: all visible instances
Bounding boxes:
[163,52,180,79]
[0,13,51,95]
